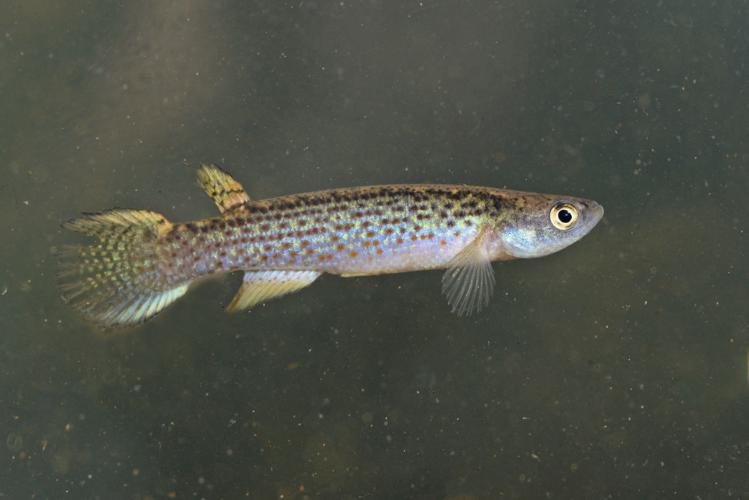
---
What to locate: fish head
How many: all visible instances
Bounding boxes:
[489,192,604,259]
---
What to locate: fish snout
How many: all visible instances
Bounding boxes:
[588,200,604,224]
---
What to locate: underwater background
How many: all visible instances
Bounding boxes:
[1,1,747,498]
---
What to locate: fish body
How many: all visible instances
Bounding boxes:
[59,165,603,327]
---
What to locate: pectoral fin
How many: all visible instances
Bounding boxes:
[197,164,250,215]
[441,230,496,316]
[226,270,321,312]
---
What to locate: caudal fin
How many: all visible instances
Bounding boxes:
[58,209,189,327]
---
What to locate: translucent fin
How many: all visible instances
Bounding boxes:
[59,210,191,328]
[197,164,250,215]
[226,270,321,312]
[441,231,496,316]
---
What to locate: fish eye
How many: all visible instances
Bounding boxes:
[550,203,578,230]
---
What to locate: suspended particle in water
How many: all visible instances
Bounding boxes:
[6,432,22,452]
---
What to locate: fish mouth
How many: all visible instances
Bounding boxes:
[589,201,604,225]
[575,199,604,236]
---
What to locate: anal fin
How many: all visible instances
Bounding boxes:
[197,164,250,215]
[226,270,321,312]
[441,229,496,316]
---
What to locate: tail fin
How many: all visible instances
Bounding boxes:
[58,210,189,328]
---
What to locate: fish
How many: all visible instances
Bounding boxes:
[58,164,604,327]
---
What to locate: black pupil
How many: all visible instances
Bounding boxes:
[558,209,573,224]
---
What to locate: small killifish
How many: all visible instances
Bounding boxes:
[59,165,603,327]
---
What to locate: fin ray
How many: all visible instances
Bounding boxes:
[59,209,190,328]
[197,164,250,215]
[226,270,321,312]
[441,230,496,316]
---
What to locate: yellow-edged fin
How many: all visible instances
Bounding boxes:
[441,229,496,316]
[197,164,250,215]
[59,210,191,327]
[226,270,321,312]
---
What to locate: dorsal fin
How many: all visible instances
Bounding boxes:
[226,270,321,312]
[197,164,250,215]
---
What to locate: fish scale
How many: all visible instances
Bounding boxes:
[167,186,490,281]
[59,164,603,327]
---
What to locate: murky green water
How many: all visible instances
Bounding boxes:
[2,1,748,498]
